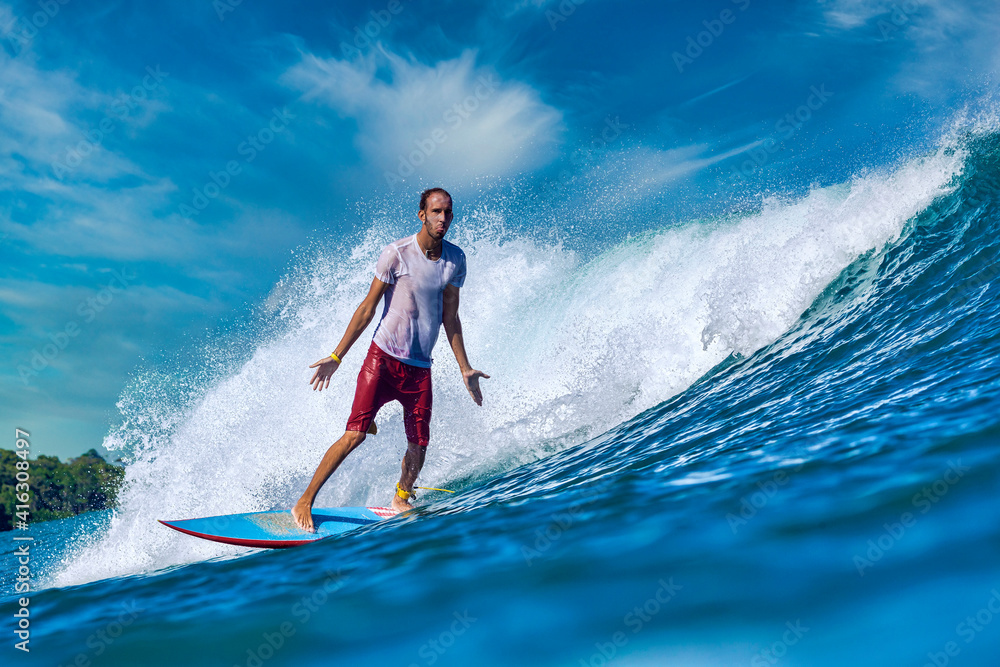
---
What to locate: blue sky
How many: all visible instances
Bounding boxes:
[2,0,998,459]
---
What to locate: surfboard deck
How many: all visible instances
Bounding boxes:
[159,506,399,549]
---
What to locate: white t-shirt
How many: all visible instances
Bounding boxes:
[371,235,467,367]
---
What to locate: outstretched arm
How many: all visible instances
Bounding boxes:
[308,277,390,391]
[442,283,489,405]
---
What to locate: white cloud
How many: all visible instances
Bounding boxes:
[573,141,760,211]
[281,47,564,186]
[0,47,169,187]
[819,0,890,28]
[0,34,187,265]
[493,0,556,18]
[818,0,998,46]
[817,0,1000,98]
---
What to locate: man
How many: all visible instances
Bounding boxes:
[291,188,489,532]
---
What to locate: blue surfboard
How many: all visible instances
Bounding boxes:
[159,506,399,549]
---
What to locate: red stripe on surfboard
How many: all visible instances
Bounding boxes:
[157,520,320,549]
[368,506,398,517]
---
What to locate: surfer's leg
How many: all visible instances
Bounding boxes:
[392,370,432,511]
[292,342,393,530]
[391,440,426,512]
[292,430,368,532]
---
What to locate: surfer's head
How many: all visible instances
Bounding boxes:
[418,188,453,241]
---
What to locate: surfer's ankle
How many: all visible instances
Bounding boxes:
[391,483,415,512]
[390,494,413,512]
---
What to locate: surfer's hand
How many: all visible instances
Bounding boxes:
[462,369,490,406]
[308,356,340,391]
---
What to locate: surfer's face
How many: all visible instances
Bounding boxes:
[419,193,453,240]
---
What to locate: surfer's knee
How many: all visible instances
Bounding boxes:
[344,430,367,449]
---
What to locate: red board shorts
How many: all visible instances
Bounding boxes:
[346,342,432,447]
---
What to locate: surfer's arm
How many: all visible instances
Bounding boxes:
[442,284,489,405]
[336,276,391,357]
[308,277,390,391]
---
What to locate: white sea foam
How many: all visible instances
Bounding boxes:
[52,136,966,587]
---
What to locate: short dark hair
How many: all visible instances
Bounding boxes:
[419,188,452,211]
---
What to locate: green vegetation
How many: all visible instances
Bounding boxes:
[0,448,124,531]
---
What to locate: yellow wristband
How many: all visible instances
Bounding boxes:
[330,352,341,363]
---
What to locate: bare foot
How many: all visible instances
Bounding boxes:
[291,500,315,532]
[391,494,414,513]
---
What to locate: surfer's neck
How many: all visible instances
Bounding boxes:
[415,229,444,259]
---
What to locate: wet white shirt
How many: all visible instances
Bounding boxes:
[371,235,467,367]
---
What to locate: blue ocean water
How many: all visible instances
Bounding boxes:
[5,121,1000,667]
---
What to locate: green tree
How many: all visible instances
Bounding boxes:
[0,448,124,529]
